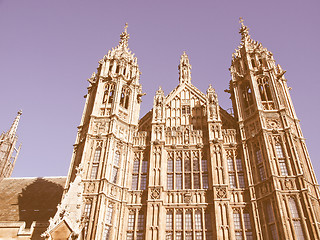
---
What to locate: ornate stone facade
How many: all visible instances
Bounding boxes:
[42,21,320,240]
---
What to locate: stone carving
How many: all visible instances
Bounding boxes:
[86,182,95,193]
[94,120,106,134]
[216,187,227,198]
[154,87,164,120]
[184,192,192,203]
[150,188,161,199]
[207,84,219,120]
[267,119,280,130]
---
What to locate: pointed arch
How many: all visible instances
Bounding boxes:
[120,86,131,109]
[103,83,115,104]
[257,76,274,110]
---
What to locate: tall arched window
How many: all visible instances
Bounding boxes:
[166,150,208,190]
[241,82,254,116]
[103,83,115,104]
[111,151,120,184]
[257,77,274,110]
[90,147,101,179]
[275,142,288,176]
[103,203,114,240]
[120,87,131,109]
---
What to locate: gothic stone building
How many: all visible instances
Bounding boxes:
[1,21,320,240]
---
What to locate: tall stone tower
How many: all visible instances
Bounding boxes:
[228,19,320,239]
[0,110,22,181]
[43,24,144,239]
[44,21,320,240]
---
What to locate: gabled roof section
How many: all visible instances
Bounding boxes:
[165,82,207,105]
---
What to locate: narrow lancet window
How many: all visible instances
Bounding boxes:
[103,83,115,104]
[258,77,274,110]
[120,87,131,109]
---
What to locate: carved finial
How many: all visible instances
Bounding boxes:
[7,110,22,137]
[239,17,250,42]
[239,17,244,26]
[119,23,130,47]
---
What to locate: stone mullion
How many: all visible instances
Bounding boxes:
[232,82,244,121]
[303,192,320,239]
[115,202,128,240]
[268,73,281,110]
[300,140,319,185]
[279,79,297,119]
[297,192,320,239]
[244,139,263,240]
[280,132,294,176]
[262,132,272,179]
[92,194,105,239]
[269,134,280,176]
[286,132,303,176]
[250,201,262,240]
[283,195,296,239]
[273,191,289,239]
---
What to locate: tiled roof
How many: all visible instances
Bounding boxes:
[0,177,66,227]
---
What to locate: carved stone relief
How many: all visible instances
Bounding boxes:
[216,187,227,198]
[150,187,161,199]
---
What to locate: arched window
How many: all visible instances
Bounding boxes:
[103,83,115,104]
[103,203,114,240]
[275,142,288,176]
[90,147,101,179]
[257,77,274,110]
[241,82,254,116]
[111,151,120,184]
[108,61,114,73]
[120,87,131,109]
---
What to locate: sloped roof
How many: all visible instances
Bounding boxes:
[0,177,66,227]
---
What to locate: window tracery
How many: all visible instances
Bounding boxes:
[288,197,305,239]
[111,150,120,184]
[257,77,274,110]
[103,83,115,104]
[126,210,145,240]
[254,143,266,181]
[103,203,114,240]
[90,147,101,179]
[165,209,211,240]
[131,152,148,190]
[266,201,278,240]
[241,82,254,116]
[167,150,208,190]
[120,87,131,109]
[227,153,245,189]
[233,209,253,240]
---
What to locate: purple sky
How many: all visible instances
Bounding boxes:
[0,0,319,179]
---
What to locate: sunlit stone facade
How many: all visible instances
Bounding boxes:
[43,22,320,240]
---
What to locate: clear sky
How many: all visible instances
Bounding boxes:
[0,0,319,179]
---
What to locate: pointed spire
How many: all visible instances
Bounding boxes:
[119,23,130,48]
[179,51,192,84]
[239,17,250,42]
[7,110,22,137]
